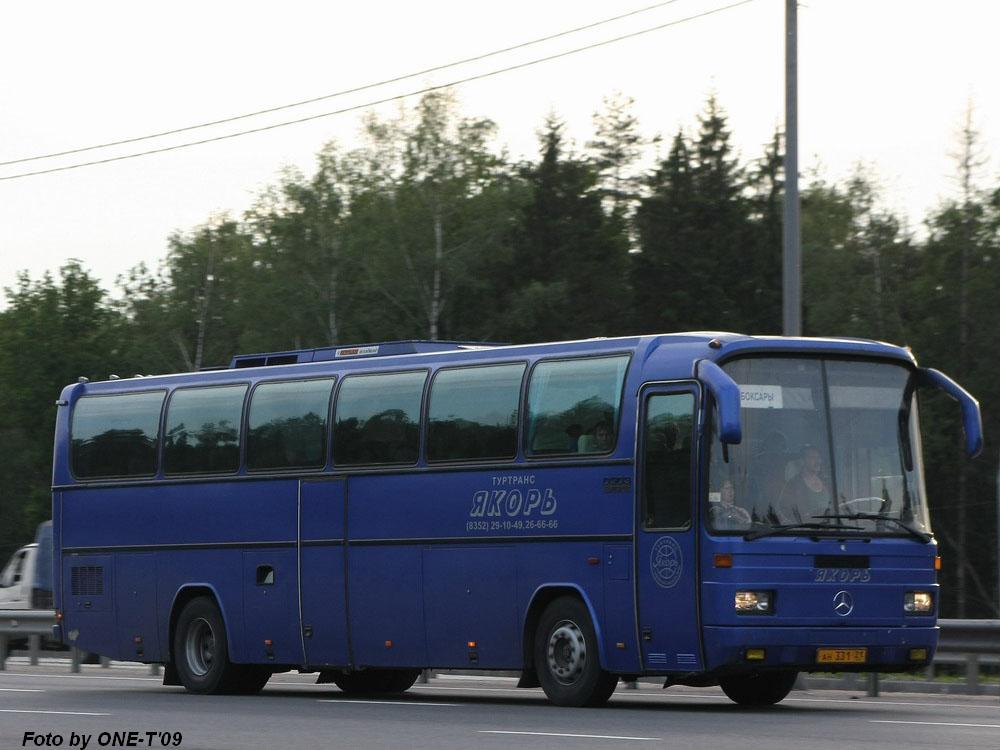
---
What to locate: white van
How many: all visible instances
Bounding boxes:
[0,522,53,610]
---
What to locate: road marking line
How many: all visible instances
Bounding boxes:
[480,731,661,741]
[787,696,1000,710]
[0,673,158,682]
[0,709,110,716]
[415,685,532,694]
[0,688,43,692]
[871,720,1000,729]
[317,699,458,707]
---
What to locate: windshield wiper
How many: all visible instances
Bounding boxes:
[818,513,932,543]
[744,522,864,541]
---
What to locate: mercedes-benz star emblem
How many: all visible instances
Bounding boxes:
[833,590,854,617]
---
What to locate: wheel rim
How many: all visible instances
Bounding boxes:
[184,617,216,677]
[546,619,586,684]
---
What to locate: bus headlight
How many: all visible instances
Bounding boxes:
[735,591,773,614]
[904,591,933,614]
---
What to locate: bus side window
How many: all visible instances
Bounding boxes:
[334,371,426,466]
[71,391,165,479]
[525,355,629,456]
[643,393,695,529]
[426,363,524,462]
[163,384,247,475]
[246,379,336,471]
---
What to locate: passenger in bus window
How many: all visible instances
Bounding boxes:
[592,421,613,451]
[777,445,831,522]
[710,479,752,530]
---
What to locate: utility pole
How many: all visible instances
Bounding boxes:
[782,0,801,336]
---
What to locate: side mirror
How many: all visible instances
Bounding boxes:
[916,368,983,458]
[696,359,742,444]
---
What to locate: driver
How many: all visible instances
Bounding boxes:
[776,445,831,523]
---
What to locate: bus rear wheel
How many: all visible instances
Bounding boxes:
[534,596,618,707]
[174,596,267,695]
[719,670,798,706]
[331,669,421,695]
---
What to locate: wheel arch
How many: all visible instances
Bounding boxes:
[167,584,238,664]
[521,583,607,672]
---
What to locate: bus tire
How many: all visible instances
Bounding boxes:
[173,596,242,695]
[331,669,420,695]
[231,665,271,695]
[719,670,798,706]
[534,596,618,707]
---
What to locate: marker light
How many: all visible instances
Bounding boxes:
[735,591,773,614]
[904,592,933,614]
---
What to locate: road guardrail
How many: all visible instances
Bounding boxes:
[0,609,56,670]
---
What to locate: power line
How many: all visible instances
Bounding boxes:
[0,0,758,183]
[0,0,687,168]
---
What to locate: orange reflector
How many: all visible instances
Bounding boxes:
[909,648,928,661]
[745,648,766,661]
[264,639,273,647]
[384,640,393,649]
[934,556,942,571]
[714,553,733,568]
[467,641,477,648]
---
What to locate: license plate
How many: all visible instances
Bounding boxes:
[816,648,868,664]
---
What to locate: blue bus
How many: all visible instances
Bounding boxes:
[51,333,982,706]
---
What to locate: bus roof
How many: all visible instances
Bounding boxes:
[65,332,917,393]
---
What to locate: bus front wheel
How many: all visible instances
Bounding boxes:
[173,596,268,695]
[719,670,798,706]
[534,596,618,707]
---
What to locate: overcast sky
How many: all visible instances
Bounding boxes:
[1,0,997,299]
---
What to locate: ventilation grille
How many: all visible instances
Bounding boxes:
[71,566,104,596]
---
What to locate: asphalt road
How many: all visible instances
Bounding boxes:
[2,663,999,750]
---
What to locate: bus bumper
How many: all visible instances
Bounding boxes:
[701,625,937,672]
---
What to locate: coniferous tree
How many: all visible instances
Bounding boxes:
[588,92,645,223]
[507,115,627,342]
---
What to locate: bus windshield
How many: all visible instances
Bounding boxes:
[707,357,930,538]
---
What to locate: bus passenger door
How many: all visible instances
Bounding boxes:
[299,478,349,667]
[635,386,703,673]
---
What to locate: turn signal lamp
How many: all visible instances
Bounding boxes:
[714,553,733,568]
[735,591,773,614]
[934,556,942,571]
[909,648,929,662]
[467,641,477,648]
[904,592,933,614]
[745,648,766,661]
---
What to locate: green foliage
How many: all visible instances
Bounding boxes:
[0,262,120,558]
